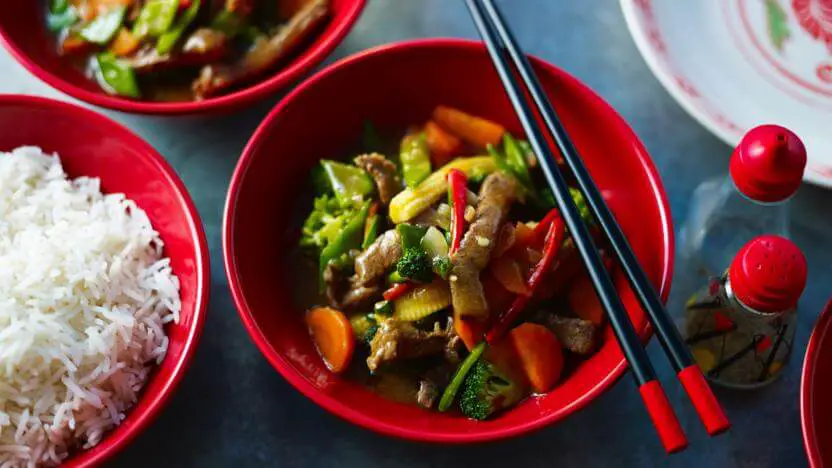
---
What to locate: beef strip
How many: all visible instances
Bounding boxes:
[126,29,229,74]
[416,380,439,409]
[352,229,401,287]
[367,319,454,373]
[449,173,517,320]
[353,153,401,204]
[193,0,330,98]
[533,312,597,355]
[323,263,379,309]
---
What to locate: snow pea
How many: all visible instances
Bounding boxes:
[79,5,126,44]
[156,0,201,54]
[95,53,140,98]
[133,0,179,38]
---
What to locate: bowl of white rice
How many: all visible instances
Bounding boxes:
[0,95,209,467]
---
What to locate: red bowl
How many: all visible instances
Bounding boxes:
[802,299,832,467]
[0,1,365,115]
[0,95,210,465]
[223,39,674,443]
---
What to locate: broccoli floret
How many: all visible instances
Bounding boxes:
[396,247,433,283]
[432,256,452,279]
[300,194,363,251]
[459,360,526,420]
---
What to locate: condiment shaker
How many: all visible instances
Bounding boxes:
[684,235,807,389]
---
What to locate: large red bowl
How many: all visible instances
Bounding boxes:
[802,299,832,467]
[0,95,210,465]
[0,1,365,115]
[223,39,674,443]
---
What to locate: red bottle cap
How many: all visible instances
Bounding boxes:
[729,235,807,313]
[729,125,807,203]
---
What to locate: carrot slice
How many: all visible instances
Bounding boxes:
[60,36,94,56]
[306,306,355,374]
[432,106,506,148]
[424,120,461,167]
[490,255,530,296]
[454,314,484,351]
[509,323,564,393]
[109,28,140,57]
[567,255,613,325]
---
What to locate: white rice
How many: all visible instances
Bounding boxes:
[0,147,180,467]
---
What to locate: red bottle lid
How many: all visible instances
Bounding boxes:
[729,125,807,203]
[729,235,807,313]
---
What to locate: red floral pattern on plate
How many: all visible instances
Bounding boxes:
[793,0,832,52]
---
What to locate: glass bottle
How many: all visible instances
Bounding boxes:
[674,125,807,318]
[683,235,807,389]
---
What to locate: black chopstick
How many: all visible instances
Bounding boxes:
[465,0,693,453]
[475,0,731,440]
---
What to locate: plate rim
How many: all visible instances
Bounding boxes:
[801,299,832,468]
[619,0,832,188]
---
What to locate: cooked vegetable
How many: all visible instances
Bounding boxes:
[396,248,433,284]
[362,214,380,249]
[421,226,449,259]
[424,120,461,167]
[447,168,467,256]
[320,160,374,204]
[47,0,79,32]
[95,52,141,98]
[382,282,413,302]
[318,200,370,284]
[349,313,376,342]
[132,0,179,38]
[432,256,452,279]
[373,300,393,316]
[109,28,141,56]
[400,133,432,188]
[306,306,355,374]
[487,217,566,342]
[396,223,427,250]
[458,358,526,420]
[80,5,127,44]
[388,156,497,224]
[438,341,486,412]
[156,0,201,54]
[509,323,564,393]
[300,195,355,250]
[393,281,452,322]
[568,274,606,325]
[489,255,529,296]
[432,106,505,148]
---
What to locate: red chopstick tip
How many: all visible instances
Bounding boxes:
[678,365,731,436]
[639,380,688,454]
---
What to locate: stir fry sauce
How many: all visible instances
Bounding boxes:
[296,107,609,420]
[47,0,331,101]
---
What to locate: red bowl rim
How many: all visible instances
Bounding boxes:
[222,38,675,443]
[0,2,365,115]
[0,94,211,465]
[801,299,832,468]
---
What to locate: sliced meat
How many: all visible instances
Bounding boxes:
[126,29,228,74]
[533,312,597,355]
[353,229,401,286]
[354,153,401,204]
[416,380,439,409]
[193,0,330,98]
[324,263,380,309]
[449,173,517,320]
[367,319,452,373]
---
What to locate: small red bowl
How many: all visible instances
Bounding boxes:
[0,95,210,465]
[802,299,832,467]
[223,39,674,443]
[0,1,365,115]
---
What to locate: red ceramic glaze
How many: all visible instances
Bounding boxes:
[802,299,832,468]
[223,39,675,443]
[729,125,807,203]
[729,235,807,313]
[0,1,365,115]
[0,95,210,466]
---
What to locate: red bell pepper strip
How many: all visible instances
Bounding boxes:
[531,207,561,244]
[486,217,566,343]
[383,282,414,301]
[447,168,468,256]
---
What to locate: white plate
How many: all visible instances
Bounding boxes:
[621,0,832,188]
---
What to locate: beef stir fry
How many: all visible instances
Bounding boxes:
[46,0,330,101]
[300,106,607,420]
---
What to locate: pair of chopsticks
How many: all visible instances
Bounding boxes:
[465,0,730,453]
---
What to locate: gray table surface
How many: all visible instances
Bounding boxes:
[2,1,830,466]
